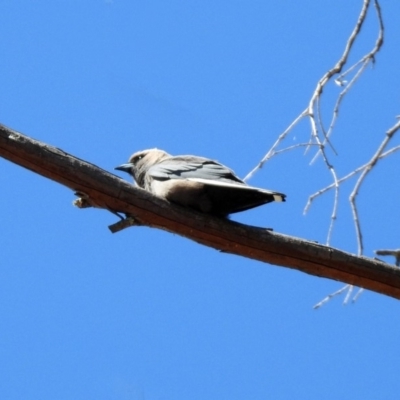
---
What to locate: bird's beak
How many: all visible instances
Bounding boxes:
[115,163,133,173]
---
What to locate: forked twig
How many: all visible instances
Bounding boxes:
[243,111,307,181]
[313,285,351,309]
[247,1,384,251]
[304,145,400,214]
[349,119,400,255]
[248,0,389,307]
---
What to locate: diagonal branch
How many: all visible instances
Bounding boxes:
[1,123,400,300]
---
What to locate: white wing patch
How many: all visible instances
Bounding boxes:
[185,178,285,202]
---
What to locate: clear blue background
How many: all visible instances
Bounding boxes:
[1,1,400,399]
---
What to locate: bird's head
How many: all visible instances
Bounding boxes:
[115,148,170,187]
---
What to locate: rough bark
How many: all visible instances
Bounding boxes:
[1,123,399,300]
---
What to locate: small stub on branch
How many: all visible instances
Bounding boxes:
[73,192,93,209]
[108,216,141,233]
[375,249,400,267]
[73,191,107,210]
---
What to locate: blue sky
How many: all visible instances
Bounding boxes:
[1,1,400,399]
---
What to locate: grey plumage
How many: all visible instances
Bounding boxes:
[115,149,286,217]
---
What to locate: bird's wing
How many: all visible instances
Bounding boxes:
[185,178,286,202]
[147,156,244,184]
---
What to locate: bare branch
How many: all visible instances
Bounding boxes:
[350,119,400,255]
[247,1,385,250]
[311,0,384,163]
[304,142,400,213]
[2,123,400,300]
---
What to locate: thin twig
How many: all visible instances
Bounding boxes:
[352,287,365,302]
[272,143,318,156]
[350,119,400,255]
[287,0,386,307]
[248,0,381,249]
[313,285,351,309]
[317,0,384,156]
[243,110,307,181]
[311,60,369,165]
[304,144,400,215]
[343,284,354,304]
[326,174,339,246]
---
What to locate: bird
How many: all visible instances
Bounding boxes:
[115,148,286,217]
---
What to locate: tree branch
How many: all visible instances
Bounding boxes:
[1,123,400,300]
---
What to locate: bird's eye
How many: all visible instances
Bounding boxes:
[133,155,143,162]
